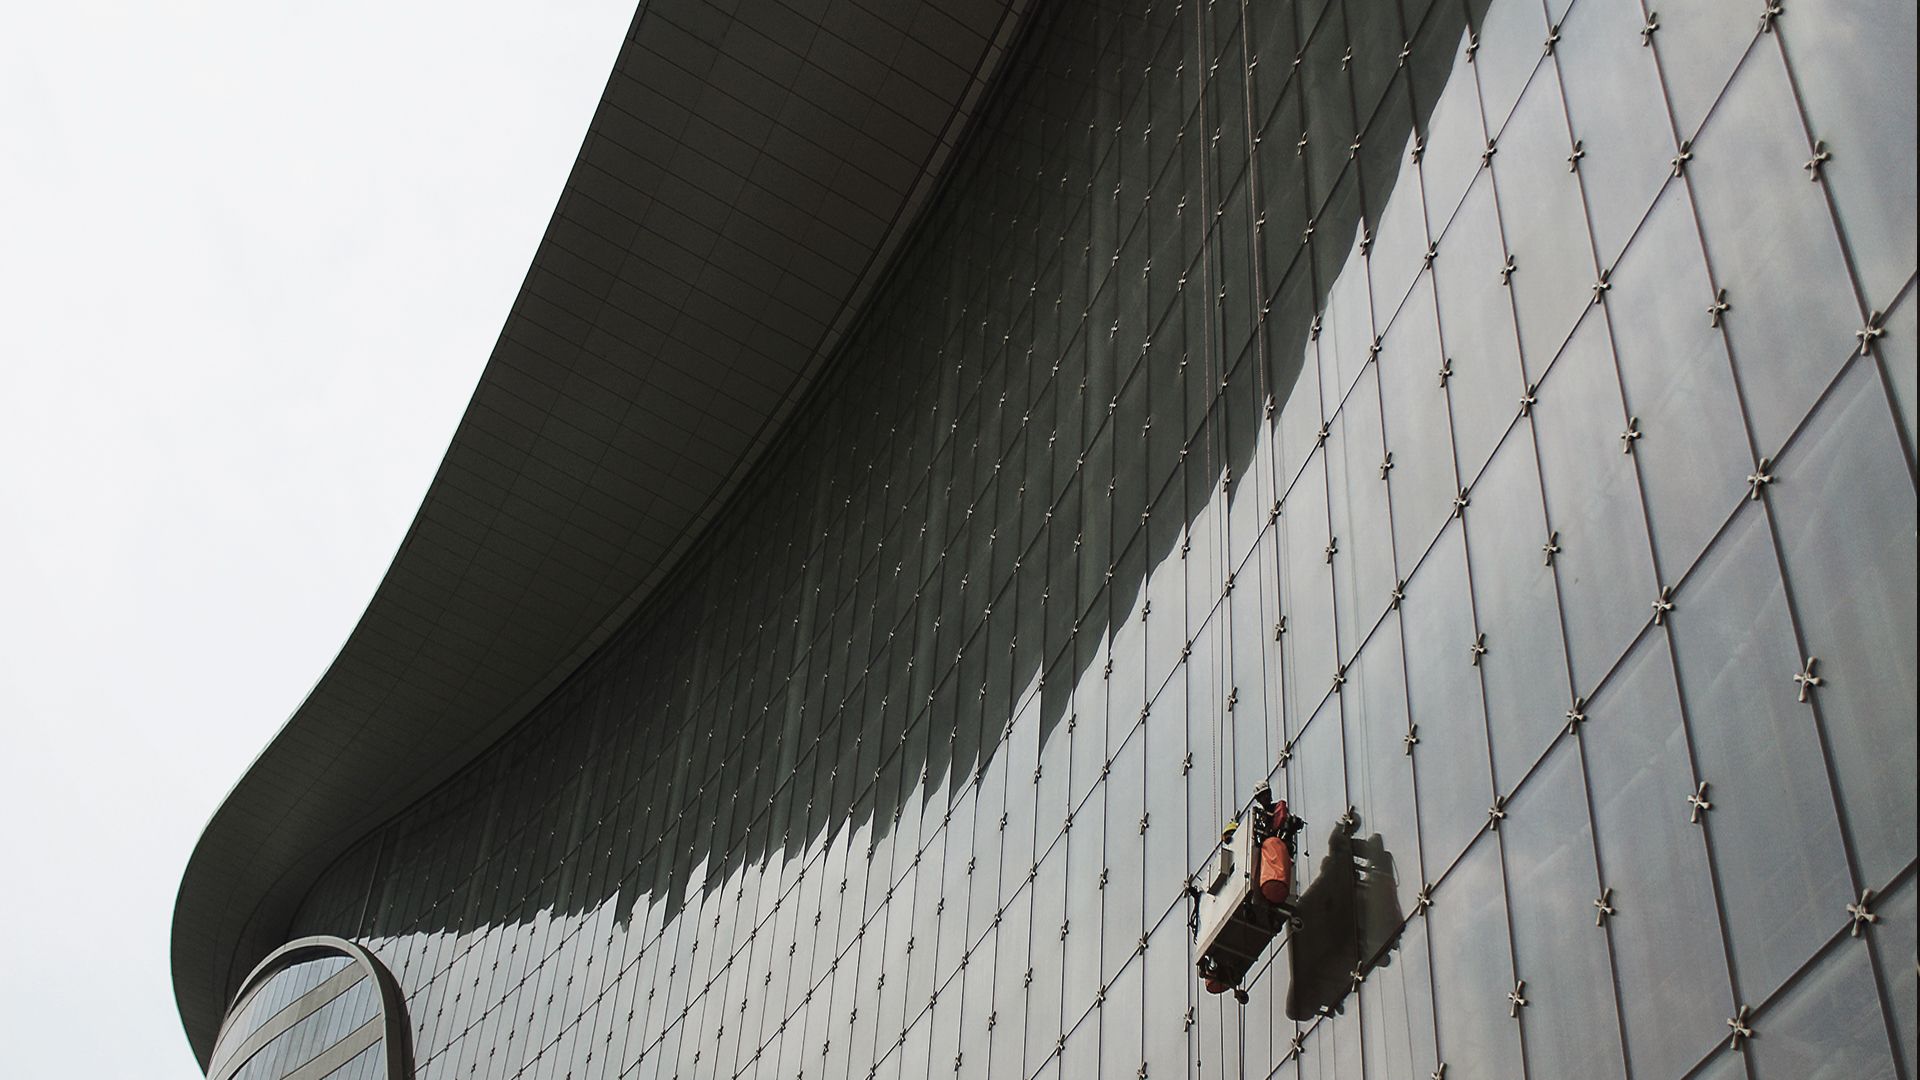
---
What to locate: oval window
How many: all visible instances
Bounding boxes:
[206,936,408,1080]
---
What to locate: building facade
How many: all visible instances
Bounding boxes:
[177,0,1918,1078]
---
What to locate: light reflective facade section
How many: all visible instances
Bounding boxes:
[277,0,1913,1079]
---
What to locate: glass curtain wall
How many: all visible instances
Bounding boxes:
[207,954,387,1080]
[284,0,1916,1078]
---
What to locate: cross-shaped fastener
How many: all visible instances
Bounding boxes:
[1499,254,1517,283]
[1544,24,1561,54]
[1508,980,1529,1016]
[1857,310,1887,355]
[1640,12,1658,43]
[1391,580,1407,608]
[1794,656,1823,702]
[1483,139,1500,168]
[1411,133,1426,162]
[1543,531,1561,565]
[1520,384,1539,415]
[1620,417,1642,452]
[1594,887,1616,926]
[1747,458,1775,499]
[1487,795,1508,830]
[1760,1,1783,31]
[1688,780,1713,823]
[1804,140,1831,179]
[1416,884,1434,912]
[1471,632,1489,665]
[1568,139,1585,171]
[1424,241,1439,266]
[1297,132,1310,156]
[1290,1032,1306,1057]
[1404,725,1420,755]
[1273,618,1287,640]
[1670,140,1693,176]
[1278,744,1294,766]
[1333,665,1348,689]
[1566,696,1588,732]
[1727,1005,1754,1049]
[1438,359,1453,385]
[1652,586,1675,624]
[1455,487,1472,518]
[1592,268,1612,303]
[1381,452,1395,479]
[1709,288,1732,326]
[1847,888,1881,936]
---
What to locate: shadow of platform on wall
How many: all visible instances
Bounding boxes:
[1287,820,1407,1020]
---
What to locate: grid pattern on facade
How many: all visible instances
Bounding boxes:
[285,0,1916,1078]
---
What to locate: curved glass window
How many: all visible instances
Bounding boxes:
[207,938,402,1080]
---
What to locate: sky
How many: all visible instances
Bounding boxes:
[0,2,638,1075]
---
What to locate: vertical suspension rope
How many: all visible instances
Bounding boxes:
[1193,0,1223,836]
[1237,1000,1250,1080]
[1236,0,1277,779]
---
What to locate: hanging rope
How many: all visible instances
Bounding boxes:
[1236,0,1280,781]
[1237,1001,1250,1080]
[1190,0,1224,835]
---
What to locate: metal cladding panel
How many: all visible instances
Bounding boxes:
[170,0,1030,1063]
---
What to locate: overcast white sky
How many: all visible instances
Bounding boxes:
[0,3,636,1075]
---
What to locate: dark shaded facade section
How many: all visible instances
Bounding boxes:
[171,0,1028,1052]
[279,0,1914,1078]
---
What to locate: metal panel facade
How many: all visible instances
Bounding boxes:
[263,0,1914,1077]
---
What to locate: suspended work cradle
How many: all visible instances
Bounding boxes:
[1192,781,1304,1003]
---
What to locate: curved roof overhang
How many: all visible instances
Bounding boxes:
[171,0,1032,1065]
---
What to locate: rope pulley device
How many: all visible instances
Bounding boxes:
[1193,781,1304,1003]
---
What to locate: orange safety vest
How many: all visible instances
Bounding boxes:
[1257,800,1293,905]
